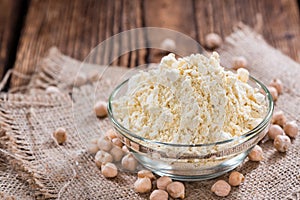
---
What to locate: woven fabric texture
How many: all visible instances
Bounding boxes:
[0,25,299,199]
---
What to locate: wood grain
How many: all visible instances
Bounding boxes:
[11,0,145,88]
[0,0,24,79]
[143,0,199,63]
[193,0,300,61]
[11,0,300,88]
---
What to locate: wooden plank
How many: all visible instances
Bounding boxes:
[0,0,24,79]
[143,0,199,63]
[11,0,300,89]
[194,0,300,62]
[11,0,145,88]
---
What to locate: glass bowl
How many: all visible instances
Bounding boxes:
[107,75,274,181]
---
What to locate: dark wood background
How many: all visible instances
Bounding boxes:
[0,0,299,88]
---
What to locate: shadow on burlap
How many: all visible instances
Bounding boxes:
[0,25,299,199]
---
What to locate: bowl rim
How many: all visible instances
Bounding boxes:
[107,75,274,147]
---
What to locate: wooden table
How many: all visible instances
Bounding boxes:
[0,0,299,89]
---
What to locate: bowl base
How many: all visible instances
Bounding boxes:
[135,152,247,181]
[146,160,242,181]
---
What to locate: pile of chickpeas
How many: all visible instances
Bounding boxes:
[135,172,185,200]
[90,101,139,177]
[92,100,186,199]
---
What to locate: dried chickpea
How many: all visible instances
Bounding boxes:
[94,100,108,117]
[205,33,222,49]
[166,181,185,199]
[130,141,140,151]
[124,138,131,146]
[88,70,100,82]
[97,136,112,152]
[105,129,117,140]
[95,150,113,168]
[137,170,156,181]
[74,73,87,87]
[268,124,284,140]
[88,144,99,154]
[53,127,67,145]
[157,176,172,190]
[272,110,287,127]
[284,121,298,138]
[267,86,278,101]
[269,78,283,94]
[229,171,245,186]
[274,135,291,152]
[134,177,152,193]
[122,145,130,153]
[112,137,123,148]
[211,180,231,197]
[121,153,138,171]
[248,145,264,161]
[150,189,168,200]
[87,138,99,154]
[160,38,176,52]
[110,146,124,162]
[46,86,60,94]
[232,56,248,70]
[101,162,118,178]
[90,137,98,144]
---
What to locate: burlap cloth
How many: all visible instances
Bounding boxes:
[0,25,299,199]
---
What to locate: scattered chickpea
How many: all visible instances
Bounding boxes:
[94,100,108,117]
[97,136,112,152]
[284,121,299,138]
[248,145,264,161]
[166,181,185,199]
[272,110,287,127]
[112,138,123,148]
[267,86,278,101]
[268,124,284,140]
[205,33,223,49]
[87,138,99,154]
[150,189,168,200]
[237,68,249,83]
[95,150,113,168]
[90,137,98,144]
[122,145,130,153]
[232,56,248,70]
[160,38,176,52]
[110,146,124,162]
[229,171,245,186]
[137,170,156,181]
[124,138,131,146]
[88,144,99,154]
[45,86,61,94]
[269,78,283,94]
[53,127,67,145]
[274,135,291,152]
[211,180,231,197]
[105,129,117,140]
[101,162,118,178]
[121,153,138,171]
[88,70,100,82]
[130,142,140,151]
[74,73,87,87]
[157,176,172,190]
[134,177,152,193]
